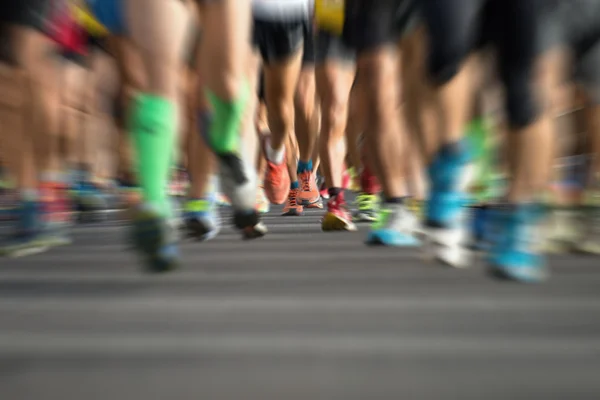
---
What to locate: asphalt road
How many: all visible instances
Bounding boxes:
[1,205,600,400]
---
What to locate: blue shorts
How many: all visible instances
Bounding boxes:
[86,0,126,35]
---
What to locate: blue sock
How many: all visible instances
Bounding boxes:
[291,181,299,190]
[297,160,313,174]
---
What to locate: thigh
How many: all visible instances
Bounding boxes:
[126,0,190,96]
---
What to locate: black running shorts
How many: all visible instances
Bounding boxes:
[315,29,355,65]
[0,0,53,31]
[342,0,418,53]
[252,18,312,65]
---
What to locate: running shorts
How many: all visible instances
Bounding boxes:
[314,1,356,64]
[252,19,313,64]
[341,0,418,53]
[0,0,52,31]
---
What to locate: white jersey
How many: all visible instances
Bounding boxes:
[252,0,314,21]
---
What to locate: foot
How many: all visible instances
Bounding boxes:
[255,185,271,214]
[353,193,379,222]
[488,204,548,283]
[426,141,473,268]
[262,139,290,205]
[298,171,322,207]
[0,200,48,258]
[183,196,221,242]
[130,204,180,273]
[366,203,420,246]
[282,188,303,216]
[321,192,356,231]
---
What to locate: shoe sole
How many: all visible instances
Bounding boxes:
[0,244,49,258]
[353,212,377,223]
[282,209,303,216]
[234,211,267,240]
[322,213,357,232]
[488,265,548,284]
[185,218,220,242]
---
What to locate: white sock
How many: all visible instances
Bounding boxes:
[265,139,285,165]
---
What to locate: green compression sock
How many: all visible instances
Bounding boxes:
[204,81,250,154]
[466,118,497,202]
[130,94,176,217]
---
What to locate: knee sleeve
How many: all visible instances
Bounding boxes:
[504,69,540,129]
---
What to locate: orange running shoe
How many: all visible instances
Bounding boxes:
[298,171,322,207]
[282,188,303,216]
[263,158,289,205]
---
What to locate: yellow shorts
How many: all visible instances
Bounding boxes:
[70,2,108,37]
[314,0,344,35]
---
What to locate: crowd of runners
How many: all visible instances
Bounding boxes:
[0,0,599,283]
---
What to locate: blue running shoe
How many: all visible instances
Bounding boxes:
[130,204,180,273]
[488,204,548,283]
[0,200,48,258]
[366,204,421,247]
[426,141,473,268]
[183,196,221,241]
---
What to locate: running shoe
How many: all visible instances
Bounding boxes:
[215,150,267,239]
[322,192,356,231]
[366,203,420,246]
[348,167,361,192]
[282,188,303,216]
[130,204,180,273]
[39,182,72,247]
[298,171,322,207]
[353,193,379,222]
[168,168,190,198]
[0,200,48,258]
[568,205,600,255]
[488,204,548,283]
[319,181,329,200]
[256,185,270,214]
[71,180,109,223]
[262,138,289,205]
[183,196,221,241]
[426,141,473,268]
[571,188,600,255]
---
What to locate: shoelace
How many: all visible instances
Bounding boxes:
[357,194,375,211]
[301,173,312,192]
[288,189,299,207]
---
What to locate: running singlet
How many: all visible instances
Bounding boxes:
[252,0,313,21]
[314,0,344,35]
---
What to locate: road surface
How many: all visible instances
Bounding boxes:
[1,205,600,400]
